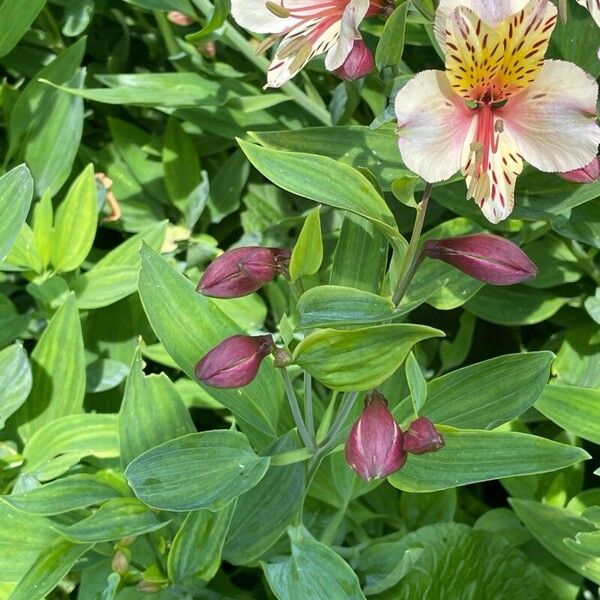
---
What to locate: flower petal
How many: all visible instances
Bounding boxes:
[576,0,600,26]
[461,113,523,223]
[434,0,529,52]
[395,70,474,183]
[266,18,341,88]
[231,0,295,33]
[501,59,600,172]
[445,0,557,102]
[325,0,369,71]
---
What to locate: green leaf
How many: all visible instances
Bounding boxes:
[207,149,250,223]
[405,352,427,415]
[0,343,32,429]
[0,0,47,57]
[85,359,129,393]
[388,429,589,493]
[54,498,169,543]
[0,504,56,594]
[3,474,122,515]
[510,499,600,584]
[124,0,194,13]
[119,349,195,467]
[263,525,366,600]
[289,207,323,281]
[224,433,305,566]
[6,538,92,600]
[295,285,396,330]
[138,245,283,437]
[465,286,570,326]
[248,126,410,191]
[32,191,53,271]
[399,489,456,531]
[22,414,119,481]
[186,0,230,42]
[125,431,271,511]
[375,1,409,71]
[393,352,554,429]
[391,176,418,209]
[330,213,388,294]
[536,384,600,444]
[0,165,34,262]
[293,324,443,391]
[15,294,86,442]
[72,221,167,309]
[51,164,98,272]
[168,501,236,584]
[238,139,402,241]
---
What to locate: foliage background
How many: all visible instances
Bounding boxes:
[0,0,599,598]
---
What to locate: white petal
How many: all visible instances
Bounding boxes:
[576,0,600,26]
[325,0,369,71]
[395,70,475,183]
[501,59,600,173]
[231,0,293,33]
[266,18,341,88]
[434,0,529,52]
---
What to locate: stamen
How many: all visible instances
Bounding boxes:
[265,1,290,17]
[277,35,310,58]
[255,34,279,55]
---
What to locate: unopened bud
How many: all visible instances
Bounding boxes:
[137,580,165,594]
[197,247,291,298]
[167,11,194,26]
[111,550,129,575]
[423,234,537,285]
[402,417,445,455]
[195,334,274,388]
[558,157,600,183]
[272,346,292,368]
[333,40,374,81]
[345,391,406,481]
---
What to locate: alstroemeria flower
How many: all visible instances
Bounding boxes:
[231,0,389,88]
[395,0,600,223]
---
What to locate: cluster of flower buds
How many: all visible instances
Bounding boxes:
[195,246,292,388]
[344,391,444,481]
[197,246,291,298]
[423,234,537,286]
[558,156,600,184]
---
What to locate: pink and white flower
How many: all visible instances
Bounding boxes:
[395,0,600,223]
[231,0,390,88]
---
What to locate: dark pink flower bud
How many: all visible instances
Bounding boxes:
[344,391,406,481]
[402,417,445,455]
[197,247,291,298]
[333,40,374,81]
[195,335,274,388]
[559,157,600,183]
[167,11,194,26]
[423,234,537,286]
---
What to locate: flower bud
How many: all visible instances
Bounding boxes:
[333,40,374,81]
[423,234,537,286]
[344,391,406,481]
[111,550,129,575]
[402,417,445,455]
[195,335,274,388]
[167,11,194,26]
[197,247,291,298]
[558,157,600,183]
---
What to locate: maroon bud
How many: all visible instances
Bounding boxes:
[197,247,291,299]
[423,234,537,286]
[559,157,600,183]
[167,11,194,26]
[333,40,374,81]
[402,417,445,455]
[195,335,274,388]
[344,391,406,481]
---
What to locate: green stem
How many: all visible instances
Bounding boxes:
[392,182,433,306]
[190,0,332,125]
[304,372,315,441]
[282,369,315,452]
[571,241,600,285]
[318,391,359,457]
[41,6,64,51]
[154,11,182,59]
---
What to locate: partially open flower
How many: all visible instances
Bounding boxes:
[423,234,537,286]
[197,247,291,299]
[559,156,600,183]
[345,391,406,481]
[402,417,445,455]
[195,335,274,388]
[333,39,374,80]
